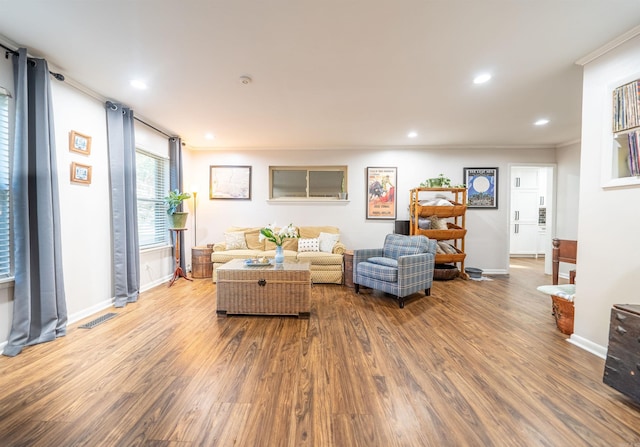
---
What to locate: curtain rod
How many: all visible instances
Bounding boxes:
[1,42,65,81]
[134,116,175,140]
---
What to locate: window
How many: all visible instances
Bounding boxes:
[136,149,169,248]
[0,89,11,277]
[270,166,347,199]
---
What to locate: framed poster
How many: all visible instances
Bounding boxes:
[366,167,397,219]
[464,167,498,209]
[69,130,92,156]
[209,165,251,200]
[70,162,92,185]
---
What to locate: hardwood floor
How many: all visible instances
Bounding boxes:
[0,258,639,446]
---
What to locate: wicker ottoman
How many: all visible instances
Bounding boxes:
[216,259,311,317]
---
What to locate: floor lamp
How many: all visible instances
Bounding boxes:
[191,188,198,247]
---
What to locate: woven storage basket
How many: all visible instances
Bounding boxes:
[551,295,574,335]
[433,264,459,280]
[435,246,466,263]
[423,222,467,240]
[416,201,467,218]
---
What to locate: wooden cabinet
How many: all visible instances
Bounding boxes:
[603,304,640,404]
[409,187,467,278]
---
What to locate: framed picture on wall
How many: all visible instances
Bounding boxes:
[209,165,252,200]
[464,167,498,208]
[366,166,397,219]
[70,162,92,185]
[69,130,92,156]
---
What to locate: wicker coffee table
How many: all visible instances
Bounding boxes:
[216,259,311,317]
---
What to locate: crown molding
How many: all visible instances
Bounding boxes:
[576,24,640,66]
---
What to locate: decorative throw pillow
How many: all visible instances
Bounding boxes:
[298,238,320,252]
[430,216,448,230]
[418,217,431,229]
[318,232,340,253]
[244,229,263,250]
[437,241,458,254]
[224,231,248,250]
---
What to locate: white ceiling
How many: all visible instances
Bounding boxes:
[1,1,640,150]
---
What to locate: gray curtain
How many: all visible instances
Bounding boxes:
[3,49,67,357]
[169,137,186,272]
[106,101,140,307]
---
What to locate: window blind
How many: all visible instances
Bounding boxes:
[0,91,11,277]
[136,149,169,248]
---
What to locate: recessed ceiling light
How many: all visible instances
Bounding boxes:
[534,119,550,126]
[408,131,418,138]
[205,133,215,140]
[130,79,147,90]
[473,73,492,84]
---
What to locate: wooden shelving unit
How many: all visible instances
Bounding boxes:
[409,187,468,279]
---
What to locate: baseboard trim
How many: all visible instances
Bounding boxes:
[482,269,509,276]
[141,275,173,292]
[68,299,114,325]
[567,334,607,359]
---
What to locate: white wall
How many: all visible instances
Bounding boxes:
[555,141,581,240]
[183,146,557,274]
[574,33,640,353]
[53,81,114,323]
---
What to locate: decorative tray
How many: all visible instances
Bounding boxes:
[244,259,272,267]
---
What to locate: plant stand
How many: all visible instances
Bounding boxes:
[169,228,192,287]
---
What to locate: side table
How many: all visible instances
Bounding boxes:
[169,228,192,287]
[192,246,213,279]
[343,250,354,288]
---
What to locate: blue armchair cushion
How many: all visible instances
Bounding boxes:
[383,234,430,260]
[367,257,398,268]
[357,261,398,282]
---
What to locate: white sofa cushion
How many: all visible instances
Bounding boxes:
[318,232,340,253]
[224,231,248,249]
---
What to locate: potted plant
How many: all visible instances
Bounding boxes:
[164,189,191,229]
[421,173,452,188]
[339,177,348,200]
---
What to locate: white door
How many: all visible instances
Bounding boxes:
[510,167,544,256]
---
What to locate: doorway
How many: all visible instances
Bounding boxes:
[508,164,555,275]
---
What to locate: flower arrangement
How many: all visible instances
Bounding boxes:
[259,223,299,246]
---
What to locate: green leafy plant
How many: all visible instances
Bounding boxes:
[421,173,451,188]
[164,189,191,215]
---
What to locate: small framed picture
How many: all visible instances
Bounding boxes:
[71,162,92,185]
[69,130,92,156]
[464,167,498,208]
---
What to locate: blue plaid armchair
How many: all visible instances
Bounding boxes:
[353,234,436,308]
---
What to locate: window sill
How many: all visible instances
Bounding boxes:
[0,277,15,290]
[601,176,640,189]
[267,198,350,204]
[140,244,172,254]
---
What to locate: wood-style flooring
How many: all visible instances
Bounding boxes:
[0,258,639,446]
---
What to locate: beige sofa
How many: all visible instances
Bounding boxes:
[211,226,346,284]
